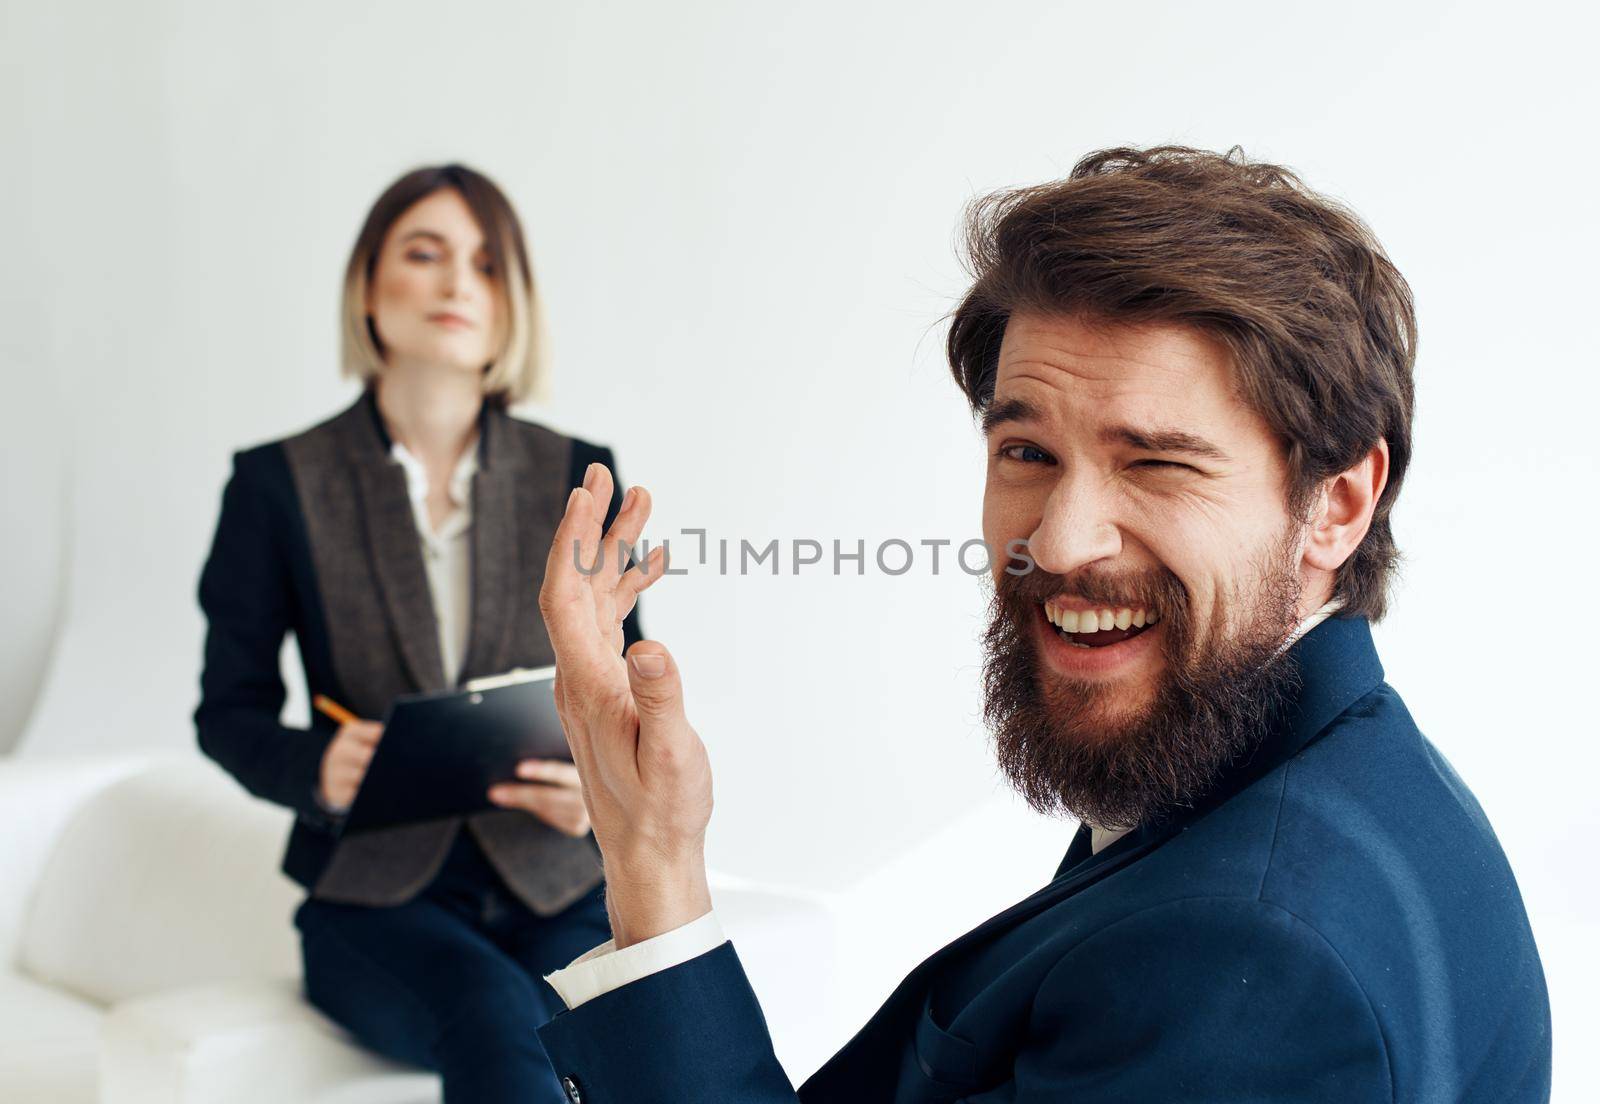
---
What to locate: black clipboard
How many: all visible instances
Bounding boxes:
[339,666,571,835]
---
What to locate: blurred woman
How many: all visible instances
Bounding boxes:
[195,164,638,1102]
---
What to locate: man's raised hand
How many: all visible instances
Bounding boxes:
[537,463,714,948]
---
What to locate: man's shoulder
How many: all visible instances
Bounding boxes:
[1153,679,1516,921]
[1100,678,1528,967]
[1056,683,1546,1095]
[1260,681,1547,1091]
[1266,679,1510,912]
[1262,678,1536,951]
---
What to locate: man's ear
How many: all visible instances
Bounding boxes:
[1303,439,1390,573]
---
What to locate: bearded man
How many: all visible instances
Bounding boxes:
[504,146,1552,1102]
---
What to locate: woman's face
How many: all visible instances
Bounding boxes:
[366,188,506,376]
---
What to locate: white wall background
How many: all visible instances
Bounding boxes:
[3,0,1596,1093]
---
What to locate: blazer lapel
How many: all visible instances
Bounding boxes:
[336,391,449,694]
[457,404,527,683]
[916,827,1163,978]
[1054,821,1093,878]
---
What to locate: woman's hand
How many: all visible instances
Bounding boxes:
[319,718,384,811]
[538,463,714,948]
[488,758,592,837]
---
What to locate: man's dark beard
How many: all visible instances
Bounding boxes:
[981,532,1306,831]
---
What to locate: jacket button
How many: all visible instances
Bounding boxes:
[561,1075,582,1103]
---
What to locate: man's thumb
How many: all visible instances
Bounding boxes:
[626,643,684,722]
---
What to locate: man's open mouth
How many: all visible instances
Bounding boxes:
[1042,602,1160,648]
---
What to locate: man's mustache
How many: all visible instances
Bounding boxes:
[997,563,1187,628]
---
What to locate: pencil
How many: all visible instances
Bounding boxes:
[313,694,359,727]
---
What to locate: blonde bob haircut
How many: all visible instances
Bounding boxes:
[340,163,551,406]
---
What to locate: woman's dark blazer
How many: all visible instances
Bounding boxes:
[194,389,640,916]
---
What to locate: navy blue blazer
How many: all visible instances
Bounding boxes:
[537,615,1551,1102]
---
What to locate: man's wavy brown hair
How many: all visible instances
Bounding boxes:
[948,145,1416,622]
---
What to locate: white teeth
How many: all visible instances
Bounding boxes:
[1043,603,1161,635]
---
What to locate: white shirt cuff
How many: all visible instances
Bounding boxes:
[544,910,727,1010]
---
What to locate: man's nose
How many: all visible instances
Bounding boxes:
[1027,476,1123,577]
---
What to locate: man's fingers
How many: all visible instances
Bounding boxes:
[625,642,688,732]
[615,545,669,616]
[579,463,620,582]
[583,462,614,521]
[597,485,653,587]
[540,486,598,609]
[538,486,614,680]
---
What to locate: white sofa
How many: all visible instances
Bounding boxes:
[0,753,839,1103]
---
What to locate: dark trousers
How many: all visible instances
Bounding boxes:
[295,828,610,1104]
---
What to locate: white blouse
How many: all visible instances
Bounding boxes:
[389,437,479,687]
